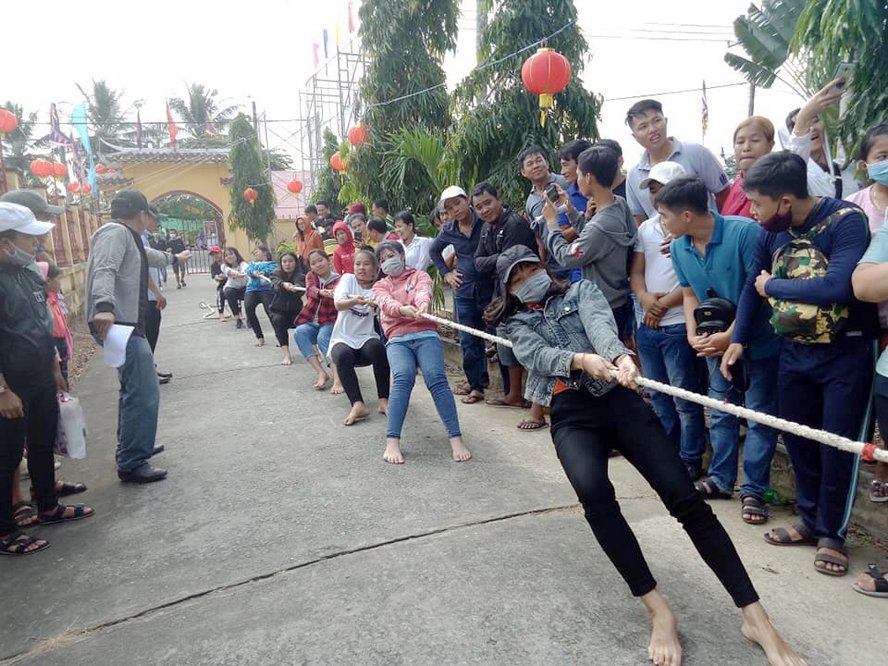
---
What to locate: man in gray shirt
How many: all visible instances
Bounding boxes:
[625,99,730,224]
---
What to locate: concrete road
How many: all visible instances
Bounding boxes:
[1,280,885,666]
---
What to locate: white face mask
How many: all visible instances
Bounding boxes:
[381,256,405,277]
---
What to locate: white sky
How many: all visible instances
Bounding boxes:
[5,0,810,171]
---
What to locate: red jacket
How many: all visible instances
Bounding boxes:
[373,268,437,340]
[332,221,356,275]
[294,271,340,326]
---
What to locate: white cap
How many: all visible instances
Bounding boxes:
[0,202,55,235]
[439,185,467,205]
[640,161,687,190]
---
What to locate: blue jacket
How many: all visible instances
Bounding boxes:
[503,279,632,406]
[246,260,277,292]
[429,212,490,302]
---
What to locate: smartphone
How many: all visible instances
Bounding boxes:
[545,184,560,203]
[832,62,855,91]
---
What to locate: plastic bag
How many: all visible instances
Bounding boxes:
[55,392,87,460]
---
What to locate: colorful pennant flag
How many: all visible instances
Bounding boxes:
[166,102,178,146]
[312,43,320,68]
[136,109,143,148]
[323,29,329,59]
[701,80,709,136]
[49,103,73,148]
[348,0,355,33]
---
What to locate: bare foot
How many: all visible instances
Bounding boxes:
[641,591,682,666]
[344,402,371,426]
[330,382,344,395]
[741,602,807,665]
[255,338,265,347]
[450,436,472,462]
[281,354,292,366]
[377,398,388,415]
[313,372,330,390]
[383,438,404,464]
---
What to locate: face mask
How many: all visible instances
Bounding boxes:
[867,159,888,186]
[760,204,793,233]
[2,243,35,268]
[381,256,405,277]
[513,271,552,304]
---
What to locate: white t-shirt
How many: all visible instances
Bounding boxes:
[634,214,685,327]
[221,262,249,289]
[329,273,379,349]
[402,235,433,271]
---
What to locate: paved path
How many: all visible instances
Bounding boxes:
[2,280,885,665]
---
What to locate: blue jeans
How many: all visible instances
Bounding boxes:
[454,295,488,393]
[293,322,333,363]
[116,335,160,472]
[386,332,461,439]
[705,355,779,498]
[636,323,706,467]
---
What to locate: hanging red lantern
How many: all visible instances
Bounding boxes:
[30,159,54,178]
[243,187,258,206]
[521,46,572,127]
[330,151,347,172]
[81,183,92,194]
[67,181,81,194]
[107,168,116,175]
[53,163,68,178]
[287,179,304,194]
[0,109,18,134]
[348,125,369,146]
[95,163,107,174]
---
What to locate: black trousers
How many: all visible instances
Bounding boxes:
[550,385,759,608]
[330,339,391,405]
[245,290,274,340]
[0,374,59,535]
[216,283,226,314]
[145,303,161,354]
[224,286,246,317]
[270,310,300,347]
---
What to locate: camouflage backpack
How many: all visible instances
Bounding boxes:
[768,208,861,344]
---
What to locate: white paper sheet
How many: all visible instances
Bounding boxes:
[103,324,134,368]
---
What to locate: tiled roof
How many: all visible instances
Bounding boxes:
[113,148,229,164]
[97,174,135,187]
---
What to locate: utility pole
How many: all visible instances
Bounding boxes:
[748,81,756,117]
[475,0,488,106]
[252,100,259,138]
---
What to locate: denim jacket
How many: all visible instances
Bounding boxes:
[502,280,632,406]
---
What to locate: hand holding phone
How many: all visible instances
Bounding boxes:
[545,184,560,203]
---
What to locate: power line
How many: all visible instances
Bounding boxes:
[602,82,747,102]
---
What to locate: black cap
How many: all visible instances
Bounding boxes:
[496,245,541,286]
[110,190,149,218]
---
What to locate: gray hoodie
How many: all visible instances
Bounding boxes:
[545,196,637,308]
[86,221,171,335]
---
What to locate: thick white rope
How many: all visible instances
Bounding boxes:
[420,312,888,464]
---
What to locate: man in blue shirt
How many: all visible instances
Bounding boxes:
[723,151,877,576]
[657,177,780,525]
[430,186,489,403]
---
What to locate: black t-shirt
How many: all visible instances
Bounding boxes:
[211,262,225,288]
[613,179,627,199]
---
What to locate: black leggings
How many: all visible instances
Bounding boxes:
[270,310,299,348]
[0,375,59,535]
[224,286,246,316]
[550,385,759,608]
[330,339,391,405]
[245,290,274,340]
[216,284,226,314]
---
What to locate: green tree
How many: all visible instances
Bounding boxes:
[450,0,601,210]
[792,0,888,157]
[169,83,239,141]
[155,193,220,221]
[311,128,343,214]
[1,102,43,186]
[379,126,457,216]
[75,80,128,155]
[227,114,276,242]
[347,0,458,211]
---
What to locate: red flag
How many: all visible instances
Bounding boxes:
[136,109,143,148]
[348,0,355,33]
[166,102,178,146]
[312,43,320,68]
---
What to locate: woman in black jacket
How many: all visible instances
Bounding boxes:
[270,251,305,365]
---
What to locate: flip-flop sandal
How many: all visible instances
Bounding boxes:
[12,502,37,528]
[35,504,95,525]
[814,538,848,577]
[517,419,548,431]
[851,564,888,597]
[693,476,732,500]
[485,398,531,409]
[452,384,471,396]
[31,481,88,500]
[868,479,888,503]
[740,495,769,525]
[461,392,484,405]
[763,521,817,546]
[0,531,50,557]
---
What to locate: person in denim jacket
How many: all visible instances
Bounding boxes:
[484,244,806,666]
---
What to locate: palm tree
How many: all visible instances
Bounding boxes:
[1,102,44,186]
[380,126,457,215]
[75,80,128,154]
[169,83,238,140]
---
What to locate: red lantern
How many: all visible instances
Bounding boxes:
[243,187,258,206]
[348,125,369,146]
[95,163,107,174]
[67,181,81,194]
[521,46,572,127]
[330,152,347,172]
[287,179,303,194]
[107,168,116,175]
[53,163,68,178]
[30,159,53,178]
[0,109,18,134]
[81,183,92,194]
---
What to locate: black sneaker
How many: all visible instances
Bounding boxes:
[236,319,244,329]
[118,464,167,484]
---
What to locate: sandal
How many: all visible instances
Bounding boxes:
[851,564,888,598]
[13,502,37,528]
[452,384,471,396]
[814,538,848,577]
[517,418,548,431]
[30,481,88,501]
[740,495,769,525]
[0,531,50,557]
[693,476,732,500]
[485,397,531,409]
[35,503,95,525]
[763,521,817,547]
[461,391,484,405]
[869,479,888,503]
